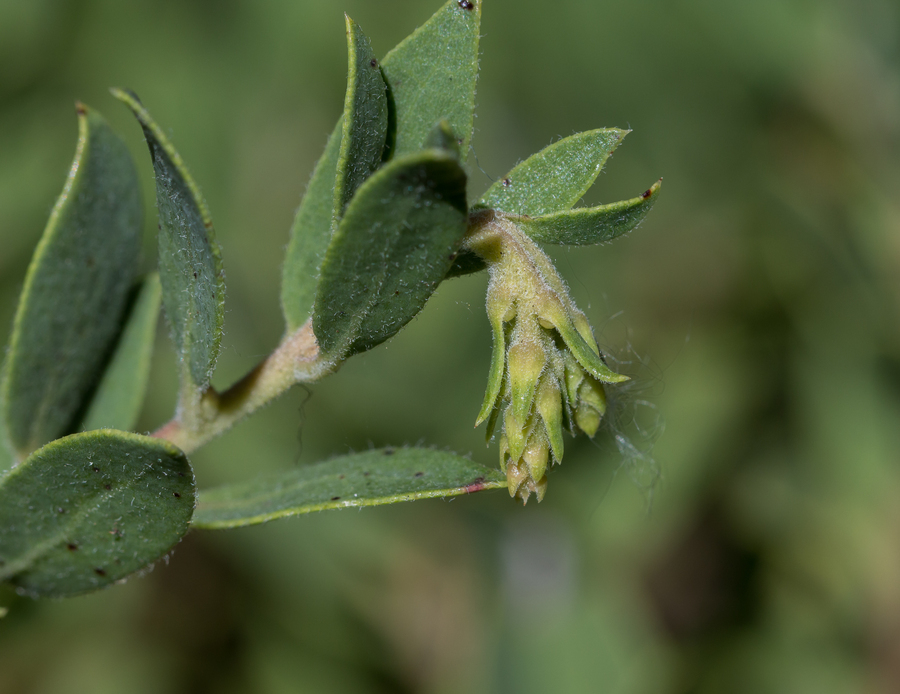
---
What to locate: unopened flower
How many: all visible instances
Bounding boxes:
[463,210,628,503]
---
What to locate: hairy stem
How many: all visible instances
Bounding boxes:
[152,319,337,453]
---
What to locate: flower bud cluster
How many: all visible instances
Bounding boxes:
[464,211,628,503]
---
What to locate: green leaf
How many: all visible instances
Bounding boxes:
[112,89,225,391]
[334,16,389,216]
[517,179,662,245]
[193,447,506,529]
[381,0,481,158]
[82,274,162,432]
[0,104,142,458]
[0,422,12,479]
[281,119,343,332]
[477,129,628,217]
[281,19,389,332]
[313,148,468,358]
[0,430,195,598]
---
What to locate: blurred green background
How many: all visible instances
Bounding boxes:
[2,0,900,691]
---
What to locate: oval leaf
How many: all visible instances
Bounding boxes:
[0,104,142,458]
[517,180,662,245]
[82,274,162,432]
[0,430,195,598]
[113,89,225,391]
[193,447,507,529]
[313,148,468,358]
[381,0,481,158]
[477,129,627,217]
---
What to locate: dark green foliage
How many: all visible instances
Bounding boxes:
[113,89,225,391]
[313,147,468,357]
[0,105,142,458]
[334,17,388,216]
[194,447,505,529]
[281,0,482,333]
[81,274,161,432]
[0,430,194,597]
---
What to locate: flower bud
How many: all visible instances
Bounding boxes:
[464,212,626,503]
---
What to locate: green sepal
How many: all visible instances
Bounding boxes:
[517,179,662,245]
[0,430,195,598]
[1,104,142,458]
[477,129,628,217]
[314,148,468,358]
[555,317,629,384]
[536,375,565,462]
[381,0,481,158]
[475,292,511,426]
[113,89,225,392]
[82,274,162,433]
[193,447,506,529]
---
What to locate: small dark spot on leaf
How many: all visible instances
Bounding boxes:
[94,568,107,577]
[178,472,185,477]
[458,0,474,9]
[370,58,378,68]
[339,474,345,479]
[193,272,198,279]
[502,178,512,187]
[384,448,395,455]
[448,253,456,260]
[85,257,95,268]
[173,492,181,498]
[104,484,111,491]
[642,189,652,199]
[92,467,100,473]
[363,471,371,476]
[67,543,78,551]
[75,103,87,116]
[395,290,400,295]
[414,471,424,478]
[473,476,485,484]
[331,496,341,501]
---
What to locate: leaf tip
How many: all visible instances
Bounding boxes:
[641,178,663,201]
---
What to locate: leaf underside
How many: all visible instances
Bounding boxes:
[1,105,142,458]
[113,89,225,391]
[313,147,468,357]
[517,179,662,245]
[0,430,195,598]
[82,274,162,433]
[193,447,507,529]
